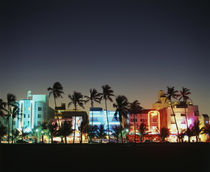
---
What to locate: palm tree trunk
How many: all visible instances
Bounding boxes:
[185,107,189,129]
[7,116,10,144]
[51,135,53,144]
[73,107,77,144]
[53,96,61,126]
[80,131,83,144]
[134,114,136,143]
[171,105,179,142]
[65,136,67,144]
[12,117,14,144]
[105,99,110,142]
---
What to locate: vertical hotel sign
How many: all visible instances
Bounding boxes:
[148,110,160,134]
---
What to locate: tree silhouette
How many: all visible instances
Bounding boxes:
[96,125,106,143]
[128,100,143,143]
[179,87,191,129]
[160,127,170,142]
[112,126,122,143]
[6,93,17,144]
[48,82,64,124]
[102,84,114,142]
[0,121,6,143]
[59,120,73,144]
[139,123,147,142]
[164,86,180,141]
[48,122,58,143]
[68,91,84,144]
[113,95,129,143]
[84,88,102,126]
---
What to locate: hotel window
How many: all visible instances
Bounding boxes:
[24,114,26,118]
[28,114,30,118]
[38,114,41,118]
[38,107,42,111]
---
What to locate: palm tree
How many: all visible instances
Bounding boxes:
[0,98,7,116]
[185,127,193,142]
[68,91,84,144]
[48,82,64,123]
[6,93,17,144]
[59,120,73,144]
[0,121,7,143]
[139,123,147,142]
[113,95,129,143]
[96,125,106,143]
[11,103,19,144]
[128,100,143,143]
[84,88,102,126]
[164,86,180,141]
[192,120,201,142]
[87,125,98,143]
[179,87,191,129]
[102,84,114,142]
[112,126,122,143]
[79,118,88,144]
[160,127,170,142]
[48,122,58,143]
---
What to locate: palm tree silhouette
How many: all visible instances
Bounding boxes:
[160,127,170,142]
[139,123,147,142]
[48,82,64,123]
[179,87,191,129]
[59,120,73,144]
[102,84,114,142]
[128,100,143,143]
[96,125,106,143]
[0,98,7,117]
[84,88,102,126]
[192,120,201,142]
[164,86,180,141]
[68,91,84,144]
[112,126,122,143]
[48,122,57,143]
[6,93,17,144]
[79,117,89,144]
[0,121,7,143]
[113,95,129,143]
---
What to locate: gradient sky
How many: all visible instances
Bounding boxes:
[1,0,210,115]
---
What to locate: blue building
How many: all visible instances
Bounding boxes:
[89,107,120,132]
[15,91,54,133]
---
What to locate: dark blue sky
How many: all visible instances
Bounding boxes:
[1,0,209,115]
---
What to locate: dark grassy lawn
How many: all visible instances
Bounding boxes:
[0,143,210,171]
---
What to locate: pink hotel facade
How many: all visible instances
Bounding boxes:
[129,90,208,142]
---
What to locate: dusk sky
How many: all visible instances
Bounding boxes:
[1,0,209,115]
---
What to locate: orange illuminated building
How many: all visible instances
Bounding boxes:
[128,90,205,142]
